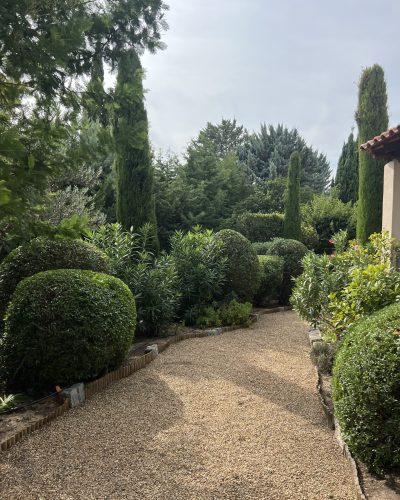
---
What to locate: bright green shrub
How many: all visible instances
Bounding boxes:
[214,229,261,303]
[90,223,180,336]
[1,269,136,391]
[220,299,252,326]
[235,212,284,243]
[333,303,400,474]
[301,224,319,250]
[266,238,308,304]
[170,227,227,321]
[255,255,283,306]
[0,237,112,323]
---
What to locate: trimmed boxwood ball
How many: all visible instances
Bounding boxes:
[255,255,284,306]
[214,229,261,302]
[0,237,112,323]
[266,238,308,304]
[332,303,400,474]
[2,269,136,391]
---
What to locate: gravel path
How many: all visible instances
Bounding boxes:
[0,311,354,499]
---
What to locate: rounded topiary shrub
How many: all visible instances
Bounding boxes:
[266,238,308,304]
[255,255,284,306]
[0,237,112,322]
[333,303,400,474]
[235,212,284,243]
[214,229,261,302]
[2,269,136,391]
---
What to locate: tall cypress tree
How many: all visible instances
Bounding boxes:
[335,132,359,204]
[114,49,159,251]
[283,151,301,240]
[356,65,388,242]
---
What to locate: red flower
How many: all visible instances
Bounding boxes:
[328,239,335,245]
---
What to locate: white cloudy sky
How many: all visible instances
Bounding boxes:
[141,0,400,174]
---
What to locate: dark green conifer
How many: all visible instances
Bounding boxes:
[283,151,301,240]
[356,65,388,242]
[335,132,359,204]
[114,49,159,251]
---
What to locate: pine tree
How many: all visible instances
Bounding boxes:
[114,49,159,251]
[335,132,359,204]
[356,65,388,242]
[283,152,301,240]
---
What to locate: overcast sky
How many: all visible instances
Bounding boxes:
[141,0,400,175]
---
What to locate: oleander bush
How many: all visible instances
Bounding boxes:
[214,229,261,303]
[1,269,136,391]
[170,227,227,322]
[255,255,284,306]
[0,237,112,324]
[266,238,308,304]
[333,303,400,474]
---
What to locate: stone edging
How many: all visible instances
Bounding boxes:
[308,328,367,500]
[1,306,291,453]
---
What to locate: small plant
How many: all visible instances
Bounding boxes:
[310,341,337,375]
[220,299,252,327]
[0,393,25,412]
[195,305,222,328]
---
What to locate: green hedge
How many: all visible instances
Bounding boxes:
[235,212,284,243]
[255,255,284,306]
[333,303,400,474]
[266,238,308,304]
[0,237,112,323]
[214,229,261,303]
[1,269,136,391]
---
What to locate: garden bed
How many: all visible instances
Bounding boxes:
[311,331,400,500]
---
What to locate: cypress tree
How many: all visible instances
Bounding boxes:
[114,49,159,251]
[335,132,359,204]
[356,65,388,242]
[283,151,301,240]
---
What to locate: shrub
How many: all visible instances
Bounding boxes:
[234,212,284,243]
[310,341,337,375]
[90,224,180,335]
[266,238,308,304]
[214,229,261,303]
[255,255,283,306]
[1,269,136,391]
[170,227,227,320]
[0,237,111,323]
[220,299,252,326]
[195,305,222,328]
[125,254,180,336]
[252,241,273,255]
[301,224,319,251]
[333,303,400,474]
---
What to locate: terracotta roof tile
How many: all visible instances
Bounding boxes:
[360,125,400,160]
[360,125,400,151]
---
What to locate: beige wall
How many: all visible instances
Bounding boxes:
[382,160,400,239]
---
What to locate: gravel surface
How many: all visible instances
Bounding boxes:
[0,311,354,499]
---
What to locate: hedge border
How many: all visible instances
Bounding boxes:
[0,307,291,453]
[307,328,366,500]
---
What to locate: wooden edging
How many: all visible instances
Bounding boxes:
[308,328,367,500]
[1,307,289,453]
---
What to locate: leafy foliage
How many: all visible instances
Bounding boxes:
[2,269,136,391]
[234,213,284,243]
[266,238,308,304]
[255,255,284,306]
[0,237,111,324]
[169,227,227,322]
[214,229,261,303]
[333,303,400,474]
[220,300,252,327]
